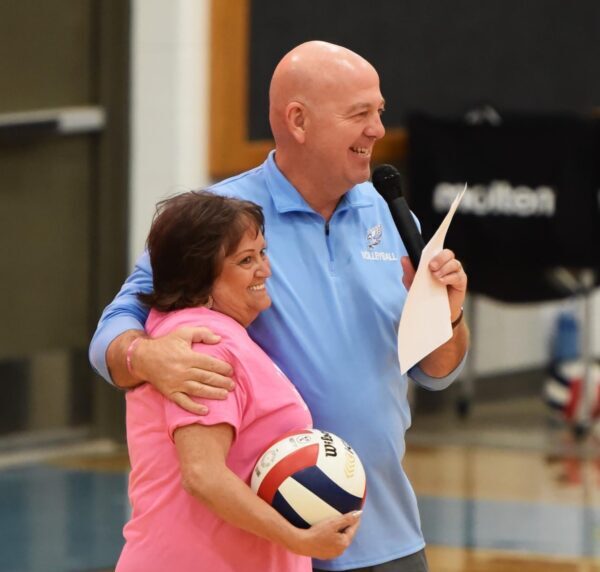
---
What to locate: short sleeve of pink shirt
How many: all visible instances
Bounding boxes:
[146,307,312,460]
[163,340,248,442]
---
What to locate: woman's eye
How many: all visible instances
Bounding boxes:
[239,256,253,265]
[260,248,267,258]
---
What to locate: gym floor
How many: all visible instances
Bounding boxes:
[2,397,600,572]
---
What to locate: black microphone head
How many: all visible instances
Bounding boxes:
[371,164,404,204]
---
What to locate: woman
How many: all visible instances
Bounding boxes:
[116,191,361,572]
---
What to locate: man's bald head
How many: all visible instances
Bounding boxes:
[269,41,379,142]
[267,41,385,216]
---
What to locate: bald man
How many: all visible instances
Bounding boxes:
[90,41,469,572]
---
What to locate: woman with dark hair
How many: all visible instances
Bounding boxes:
[115,191,360,572]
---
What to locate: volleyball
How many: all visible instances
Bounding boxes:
[251,429,366,528]
[544,360,600,421]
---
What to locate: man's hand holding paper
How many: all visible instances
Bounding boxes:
[398,186,469,375]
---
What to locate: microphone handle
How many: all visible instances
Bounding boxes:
[388,197,425,269]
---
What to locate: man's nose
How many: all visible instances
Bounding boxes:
[366,113,385,140]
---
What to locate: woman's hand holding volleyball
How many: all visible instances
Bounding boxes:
[286,511,362,559]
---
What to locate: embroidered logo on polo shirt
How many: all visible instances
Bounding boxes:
[361,223,398,261]
[366,224,382,249]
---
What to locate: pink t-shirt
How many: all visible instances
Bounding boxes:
[116,307,312,572]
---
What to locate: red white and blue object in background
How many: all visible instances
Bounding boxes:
[544,360,600,422]
[543,311,600,423]
[251,429,366,529]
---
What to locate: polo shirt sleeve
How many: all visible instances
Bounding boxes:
[164,341,248,442]
[88,252,153,384]
[408,351,468,391]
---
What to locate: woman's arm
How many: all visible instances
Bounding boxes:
[174,423,361,559]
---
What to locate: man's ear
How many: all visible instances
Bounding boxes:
[285,101,307,144]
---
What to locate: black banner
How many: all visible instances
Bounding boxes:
[407,113,600,302]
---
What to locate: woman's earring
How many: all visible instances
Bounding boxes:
[204,295,213,309]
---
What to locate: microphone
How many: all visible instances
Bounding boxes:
[371,164,425,269]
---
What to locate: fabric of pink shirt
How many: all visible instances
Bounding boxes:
[116,307,313,572]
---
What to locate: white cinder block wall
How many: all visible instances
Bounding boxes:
[130,0,210,262]
[129,1,599,376]
[473,295,598,376]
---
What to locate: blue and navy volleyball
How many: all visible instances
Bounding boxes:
[251,429,366,528]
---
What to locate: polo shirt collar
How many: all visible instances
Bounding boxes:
[264,150,374,215]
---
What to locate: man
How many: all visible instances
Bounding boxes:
[90,41,469,571]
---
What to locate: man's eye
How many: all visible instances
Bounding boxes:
[378,108,385,116]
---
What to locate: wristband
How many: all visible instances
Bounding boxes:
[126,337,143,377]
[451,307,464,329]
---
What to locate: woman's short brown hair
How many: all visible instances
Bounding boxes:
[138,191,265,312]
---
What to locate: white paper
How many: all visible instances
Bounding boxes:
[398,185,467,374]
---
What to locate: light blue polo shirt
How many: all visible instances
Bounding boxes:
[90,151,462,570]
